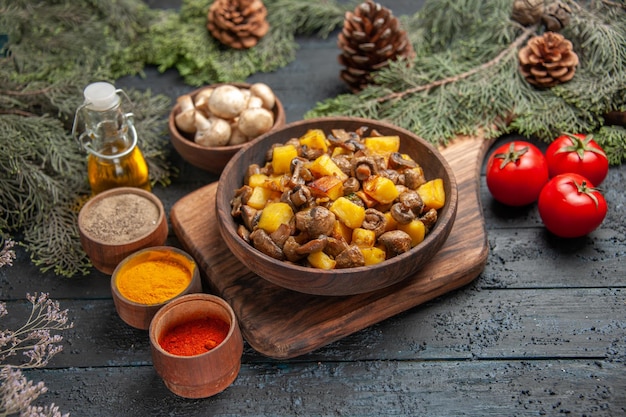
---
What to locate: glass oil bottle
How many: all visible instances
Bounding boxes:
[72,82,150,195]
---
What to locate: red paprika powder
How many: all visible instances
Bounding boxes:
[159,317,230,356]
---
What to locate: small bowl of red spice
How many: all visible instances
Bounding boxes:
[149,293,244,399]
[111,246,202,330]
[78,187,169,274]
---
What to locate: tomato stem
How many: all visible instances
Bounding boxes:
[556,133,607,160]
[494,142,529,169]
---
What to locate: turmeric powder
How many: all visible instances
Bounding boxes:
[116,256,192,305]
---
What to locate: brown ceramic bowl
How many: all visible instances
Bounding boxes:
[78,187,168,274]
[216,117,458,296]
[111,246,202,330]
[168,82,286,175]
[149,293,244,398]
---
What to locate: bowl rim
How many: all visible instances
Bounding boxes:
[78,187,166,247]
[111,246,200,308]
[215,116,458,292]
[148,293,240,358]
[168,82,286,152]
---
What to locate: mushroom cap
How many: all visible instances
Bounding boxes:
[249,83,276,110]
[238,107,275,138]
[209,85,247,119]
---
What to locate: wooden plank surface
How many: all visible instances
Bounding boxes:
[170,135,492,359]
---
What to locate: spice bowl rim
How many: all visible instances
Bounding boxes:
[78,187,166,247]
[111,245,201,308]
[149,293,239,359]
[216,116,459,296]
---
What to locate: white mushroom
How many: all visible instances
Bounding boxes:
[193,88,214,116]
[238,107,274,138]
[249,83,276,110]
[228,124,249,146]
[246,95,264,109]
[174,94,197,134]
[208,85,247,119]
[194,113,232,147]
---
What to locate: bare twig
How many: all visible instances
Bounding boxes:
[377,25,538,103]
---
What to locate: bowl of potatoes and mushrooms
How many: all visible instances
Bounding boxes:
[216,117,458,296]
[169,83,286,175]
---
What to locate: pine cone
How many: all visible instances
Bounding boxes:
[511,0,545,26]
[337,0,415,92]
[518,32,579,88]
[207,0,270,49]
[542,1,572,32]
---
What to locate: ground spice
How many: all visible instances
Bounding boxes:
[159,317,230,356]
[82,193,159,244]
[116,258,192,304]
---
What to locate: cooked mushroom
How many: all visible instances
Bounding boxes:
[285,184,312,208]
[324,237,349,258]
[342,177,360,195]
[249,229,284,260]
[295,206,336,237]
[389,152,418,169]
[362,208,387,237]
[352,156,378,181]
[404,168,427,189]
[335,245,365,269]
[378,230,412,258]
[270,223,293,248]
[390,202,415,224]
[240,205,259,231]
[419,208,438,231]
[398,190,424,215]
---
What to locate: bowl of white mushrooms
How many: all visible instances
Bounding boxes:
[169,82,286,174]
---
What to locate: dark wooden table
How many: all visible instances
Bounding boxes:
[2,1,625,415]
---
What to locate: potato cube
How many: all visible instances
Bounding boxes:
[330,197,365,229]
[364,136,400,155]
[362,175,399,204]
[360,246,386,265]
[257,202,294,233]
[248,173,269,188]
[272,144,298,175]
[383,211,397,232]
[307,250,336,270]
[299,129,328,152]
[247,186,274,210]
[351,228,376,247]
[417,178,446,210]
[307,154,348,181]
[398,219,426,247]
[331,220,352,243]
[308,175,344,201]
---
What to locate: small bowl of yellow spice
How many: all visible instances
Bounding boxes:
[111,246,202,330]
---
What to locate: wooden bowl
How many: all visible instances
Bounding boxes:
[111,246,202,330]
[216,117,458,296]
[149,293,244,398]
[78,187,168,274]
[168,82,286,175]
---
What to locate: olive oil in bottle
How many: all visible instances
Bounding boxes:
[73,82,150,194]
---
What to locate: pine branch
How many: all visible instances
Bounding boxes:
[378,25,537,103]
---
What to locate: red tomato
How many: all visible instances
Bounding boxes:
[538,173,607,238]
[545,133,609,185]
[486,141,549,206]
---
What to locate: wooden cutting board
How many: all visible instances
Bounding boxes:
[170,135,492,359]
